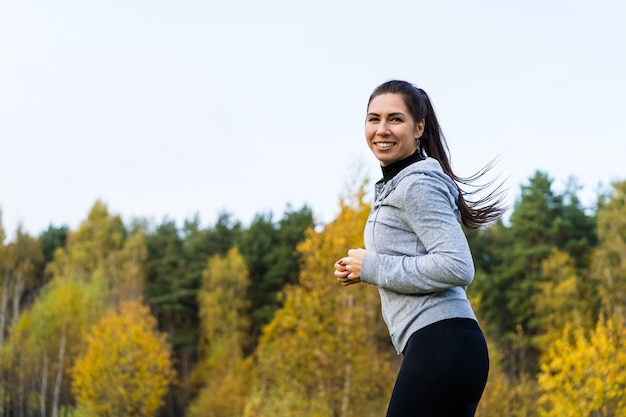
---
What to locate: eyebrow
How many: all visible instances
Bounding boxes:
[367,111,407,117]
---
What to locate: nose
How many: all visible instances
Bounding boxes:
[376,121,390,136]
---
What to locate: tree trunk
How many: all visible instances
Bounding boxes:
[51,326,67,417]
[11,271,25,325]
[18,361,25,417]
[41,352,49,417]
[0,269,8,417]
[0,268,9,346]
[340,293,354,417]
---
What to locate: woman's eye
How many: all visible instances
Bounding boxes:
[368,117,379,122]
[391,117,402,122]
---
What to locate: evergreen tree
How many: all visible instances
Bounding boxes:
[238,206,313,344]
[144,213,241,416]
[473,172,597,375]
[39,225,68,266]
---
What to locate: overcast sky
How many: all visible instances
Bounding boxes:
[1,0,625,238]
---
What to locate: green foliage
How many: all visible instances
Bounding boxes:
[144,219,187,339]
[471,171,597,375]
[145,213,242,352]
[2,172,625,417]
[38,224,68,265]
[143,213,243,415]
[237,205,314,343]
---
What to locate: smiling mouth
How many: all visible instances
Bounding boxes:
[375,142,395,149]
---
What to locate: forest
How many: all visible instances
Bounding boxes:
[1,170,625,417]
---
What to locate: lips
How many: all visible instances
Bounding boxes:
[374,142,396,150]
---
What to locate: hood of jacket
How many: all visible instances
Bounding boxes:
[375,157,459,203]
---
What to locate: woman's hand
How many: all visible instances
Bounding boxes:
[333,248,366,286]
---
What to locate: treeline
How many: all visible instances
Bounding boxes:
[0,170,625,417]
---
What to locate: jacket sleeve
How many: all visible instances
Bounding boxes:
[360,176,475,294]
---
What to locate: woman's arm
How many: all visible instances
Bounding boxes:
[361,176,475,294]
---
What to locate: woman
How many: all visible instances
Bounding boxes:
[333,80,505,417]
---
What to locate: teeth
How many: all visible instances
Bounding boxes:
[376,142,394,148]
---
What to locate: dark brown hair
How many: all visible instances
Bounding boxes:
[368,80,506,228]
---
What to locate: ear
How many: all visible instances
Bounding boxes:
[415,119,425,139]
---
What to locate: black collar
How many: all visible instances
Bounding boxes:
[381,151,424,183]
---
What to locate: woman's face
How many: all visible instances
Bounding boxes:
[365,93,424,167]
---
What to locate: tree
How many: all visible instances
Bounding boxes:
[244,184,396,417]
[186,247,251,417]
[39,225,68,266]
[71,300,175,417]
[1,201,150,416]
[591,181,626,317]
[2,276,106,417]
[532,248,593,356]
[475,337,539,417]
[538,313,626,417]
[104,230,147,305]
[144,219,187,338]
[144,213,242,416]
[474,171,597,375]
[238,212,278,336]
[237,206,314,344]
[0,225,46,416]
[46,200,126,282]
[1,226,44,329]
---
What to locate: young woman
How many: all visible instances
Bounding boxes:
[333,80,505,417]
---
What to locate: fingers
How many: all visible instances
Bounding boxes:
[334,254,363,286]
[348,248,365,258]
[341,277,361,286]
[334,259,351,285]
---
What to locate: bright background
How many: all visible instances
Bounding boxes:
[1,0,625,236]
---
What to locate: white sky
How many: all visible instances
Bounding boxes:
[1,0,625,238]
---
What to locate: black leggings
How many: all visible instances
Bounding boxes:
[386,318,489,417]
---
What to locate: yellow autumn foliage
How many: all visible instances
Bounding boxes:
[592,181,626,316]
[533,248,592,357]
[186,247,252,417]
[71,300,175,417]
[538,313,626,417]
[244,182,396,417]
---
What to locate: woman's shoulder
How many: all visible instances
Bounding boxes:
[394,159,458,201]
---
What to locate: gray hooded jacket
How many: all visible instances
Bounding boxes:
[361,157,477,354]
